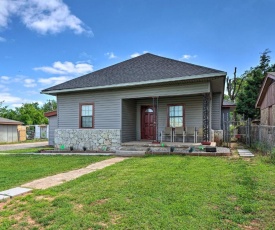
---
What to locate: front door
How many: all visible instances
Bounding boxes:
[141,106,156,140]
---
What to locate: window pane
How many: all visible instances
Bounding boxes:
[145,108,154,113]
[170,118,175,127]
[169,105,183,127]
[174,117,183,127]
[169,107,174,116]
[82,105,93,116]
[82,117,92,128]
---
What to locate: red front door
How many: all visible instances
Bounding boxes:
[141,106,156,140]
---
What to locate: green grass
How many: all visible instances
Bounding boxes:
[0,155,111,191]
[0,139,48,145]
[0,147,54,154]
[1,155,275,229]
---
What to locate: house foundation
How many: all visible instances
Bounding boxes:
[54,129,121,151]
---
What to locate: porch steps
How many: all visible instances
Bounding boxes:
[115,150,146,156]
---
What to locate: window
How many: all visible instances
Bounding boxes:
[80,103,94,128]
[168,105,184,127]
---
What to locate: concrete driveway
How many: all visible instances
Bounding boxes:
[0,141,48,151]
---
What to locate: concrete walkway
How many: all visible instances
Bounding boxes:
[0,157,127,201]
[21,157,127,189]
[0,141,48,151]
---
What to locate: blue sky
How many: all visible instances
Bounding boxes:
[1,0,275,108]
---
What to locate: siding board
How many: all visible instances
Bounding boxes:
[122,99,136,142]
[211,93,222,130]
[48,116,57,145]
[57,81,210,132]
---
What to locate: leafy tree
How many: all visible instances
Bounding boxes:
[236,49,275,119]
[16,103,48,125]
[0,100,57,125]
[41,100,57,112]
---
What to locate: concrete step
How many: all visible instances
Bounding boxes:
[238,149,254,157]
[115,150,146,156]
[119,147,149,151]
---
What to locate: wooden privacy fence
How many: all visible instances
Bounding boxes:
[17,125,26,142]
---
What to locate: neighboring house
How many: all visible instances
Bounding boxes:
[44,111,57,146]
[256,72,275,125]
[41,53,227,150]
[0,117,23,143]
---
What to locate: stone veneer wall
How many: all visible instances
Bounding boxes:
[210,129,223,146]
[55,129,121,151]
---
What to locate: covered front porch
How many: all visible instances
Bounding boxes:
[121,93,214,144]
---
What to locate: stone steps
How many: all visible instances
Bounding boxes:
[238,149,254,157]
[115,150,146,156]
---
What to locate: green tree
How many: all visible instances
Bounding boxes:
[16,103,48,125]
[41,100,57,112]
[236,49,275,119]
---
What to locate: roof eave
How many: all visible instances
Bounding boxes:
[41,72,226,95]
[255,73,275,108]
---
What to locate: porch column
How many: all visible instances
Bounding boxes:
[203,93,210,141]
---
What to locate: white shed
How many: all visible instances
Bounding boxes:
[0,117,23,143]
[44,111,57,146]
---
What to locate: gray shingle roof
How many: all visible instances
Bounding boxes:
[0,117,23,125]
[42,53,225,93]
[222,100,236,107]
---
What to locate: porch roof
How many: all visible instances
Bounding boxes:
[42,53,226,95]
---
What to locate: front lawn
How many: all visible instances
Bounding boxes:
[0,154,111,191]
[0,147,54,154]
[1,155,275,229]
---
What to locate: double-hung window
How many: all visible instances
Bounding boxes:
[80,104,94,128]
[168,105,184,127]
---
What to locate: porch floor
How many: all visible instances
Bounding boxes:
[119,141,230,156]
[121,141,216,148]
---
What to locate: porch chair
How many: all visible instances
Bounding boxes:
[174,127,186,143]
[196,127,203,143]
[161,127,173,142]
[185,126,196,143]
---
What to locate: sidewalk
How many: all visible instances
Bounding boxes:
[0,141,48,151]
[0,157,127,200]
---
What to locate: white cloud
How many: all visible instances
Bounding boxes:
[180,54,197,60]
[0,0,92,35]
[130,51,148,58]
[38,76,71,85]
[0,36,6,42]
[0,92,23,103]
[34,61,93,75]
[130,52,141,58]
[23,78,37,88]
[105,52,117,59]
[1,76,10,81]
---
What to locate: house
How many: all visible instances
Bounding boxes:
[256,72,275,125]
[0,117,23,143]
[41,53,227,150]
[44,111,57,146]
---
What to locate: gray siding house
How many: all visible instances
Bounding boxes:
[42,53,226,150]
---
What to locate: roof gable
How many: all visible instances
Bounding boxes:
[255,72,275,108]
[41,53,226,94]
